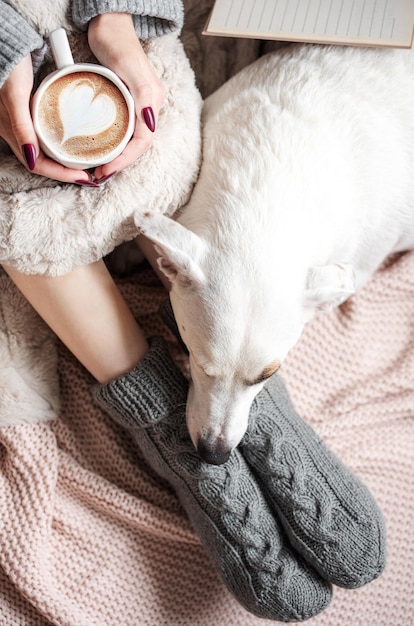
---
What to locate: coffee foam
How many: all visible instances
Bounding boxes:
[38,71,130,161]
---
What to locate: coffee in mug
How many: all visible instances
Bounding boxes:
[37,71,130,162]
[32,28,135,170]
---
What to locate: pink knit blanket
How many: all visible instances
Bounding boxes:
[0,250,413,625]
[1,0,413,621]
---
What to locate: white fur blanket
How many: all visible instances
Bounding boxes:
[0,1,413,625]
[0,1,281,277]
[0,1,203,276]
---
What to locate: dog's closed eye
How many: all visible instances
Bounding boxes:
[246,361,280,386]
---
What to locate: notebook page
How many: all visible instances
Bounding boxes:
[204,0,414,48]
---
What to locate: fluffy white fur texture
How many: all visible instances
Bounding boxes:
[0,269,60,425]
[0,0,282,428]
[0,1,202,276]
[138,43,414,458]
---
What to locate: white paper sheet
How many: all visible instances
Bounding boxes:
[204,0,414,47]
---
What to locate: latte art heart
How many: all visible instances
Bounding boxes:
[59,79,117,144]
[37,71,130,163]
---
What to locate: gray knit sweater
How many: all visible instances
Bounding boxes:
[0,0,184,87]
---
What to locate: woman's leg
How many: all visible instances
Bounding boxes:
[3,260,148,383]
[94,335,332,622]
[4,254,332,622]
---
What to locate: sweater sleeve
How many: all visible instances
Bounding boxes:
[72,0,184,39]
[0,1,46,88]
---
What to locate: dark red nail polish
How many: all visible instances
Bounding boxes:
[75,179,100,187]
[22,144,36,171]
[94,171,117,185]
[142,106,156,133]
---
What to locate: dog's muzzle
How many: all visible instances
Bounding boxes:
[196,436,232,465]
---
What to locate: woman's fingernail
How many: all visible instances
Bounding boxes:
[94,171,117,185]
[75,179,100,187]
[142,106,156,132]
[22,144,36,171]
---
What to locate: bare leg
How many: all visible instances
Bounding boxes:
[3,260,148,383]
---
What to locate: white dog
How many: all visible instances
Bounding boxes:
[137,43,414,464]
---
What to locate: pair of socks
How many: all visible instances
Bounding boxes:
[158,297,386,587]
[94,307,386,622]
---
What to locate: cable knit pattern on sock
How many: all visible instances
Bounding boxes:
[159,296,386,589]
[160,299,385,588]
[94,337,332,622]
[241,373,386,589]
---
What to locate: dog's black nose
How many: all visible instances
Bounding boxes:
[197,438,232,465]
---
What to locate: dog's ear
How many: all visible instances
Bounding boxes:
[136,212,206,285]
[304,263,356,311]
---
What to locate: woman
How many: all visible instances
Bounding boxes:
[0,2,385,621]
[0,1,181,384]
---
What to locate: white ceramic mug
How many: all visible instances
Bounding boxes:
[32,28,135,170]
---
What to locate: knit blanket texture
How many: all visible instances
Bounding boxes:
[0,1,413,625]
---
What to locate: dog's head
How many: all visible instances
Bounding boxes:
[138,212,355,464]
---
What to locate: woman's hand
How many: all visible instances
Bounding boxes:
[0,54,93,184]
[87,12,166,179]
[0,14,164,185]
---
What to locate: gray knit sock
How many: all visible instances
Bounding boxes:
[240,374,386,589]
[159,297,386,589]
[94,337,332,622]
